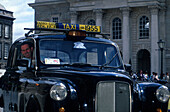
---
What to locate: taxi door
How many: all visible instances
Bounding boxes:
[2,69,20,112]
[1,41,22,112]
[2,39,35,112]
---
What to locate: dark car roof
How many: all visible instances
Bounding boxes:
[14,33,119,48]
[35,34,113,43]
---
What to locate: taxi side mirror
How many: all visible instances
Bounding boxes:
[124,64,132,73]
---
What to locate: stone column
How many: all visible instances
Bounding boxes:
[93,9,103,28]
[70,11,78,24]
[120,7,131,64]
[149,5,160,75]
[93,9,103,37]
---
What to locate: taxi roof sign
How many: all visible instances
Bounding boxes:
[36,21,101,33]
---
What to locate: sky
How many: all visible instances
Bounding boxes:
[1,0,35,42]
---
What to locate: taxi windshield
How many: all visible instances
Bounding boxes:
[39,39,122,68]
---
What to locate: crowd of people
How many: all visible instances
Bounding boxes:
[131,70,169,82]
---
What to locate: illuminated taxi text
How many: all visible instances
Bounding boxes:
[36,21,101,33]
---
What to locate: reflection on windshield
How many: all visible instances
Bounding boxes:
[39,39,122,67]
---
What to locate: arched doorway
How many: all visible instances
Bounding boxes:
[137,49,150,75]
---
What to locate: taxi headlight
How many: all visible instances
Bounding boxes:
[50,82,67,101]
[156,85,169,103]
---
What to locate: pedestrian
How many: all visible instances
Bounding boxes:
[137,70,144,81]
[132,72,138,81]
[163,73,166,80]
[143,71,150,81]
[166,72,169,82]
[154,72,159,81]
[150,72,155,81]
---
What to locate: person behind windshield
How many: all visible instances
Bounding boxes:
[21,42,33,59]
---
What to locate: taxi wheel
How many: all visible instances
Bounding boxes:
[26,98,41,112]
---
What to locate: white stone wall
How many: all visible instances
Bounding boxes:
[33,3,70,23]
[130,7,151,72]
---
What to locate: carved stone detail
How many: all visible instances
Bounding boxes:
[120,7,131,16]
[93,9,103,18]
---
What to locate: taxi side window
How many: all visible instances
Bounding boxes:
[9,41,35,69]
[7,43,21,69]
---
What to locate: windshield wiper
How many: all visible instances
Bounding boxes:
[100,52,119,69]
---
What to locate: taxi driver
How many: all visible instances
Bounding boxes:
[21,42,33,59]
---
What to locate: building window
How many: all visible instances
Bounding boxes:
[88,19,95,25]
[4,43,9,59]
[112,17,122,39]
[0,43,2,59]
[0,24,2,37]
[5,25,10,38]
[52,17,58,23]
[139,16,149,39]
[87,19,96,37]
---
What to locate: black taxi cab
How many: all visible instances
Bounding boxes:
[0,21,169,112]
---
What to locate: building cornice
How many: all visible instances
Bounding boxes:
[0,15,15,20]
[29,1,68,8]
[30,0,167,12]
[128,0,164,8]
[0,9,15,20]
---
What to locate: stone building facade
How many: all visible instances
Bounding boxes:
[29,0,170,75]
[0,4,15,68]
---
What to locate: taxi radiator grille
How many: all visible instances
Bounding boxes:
[96,81,131,112]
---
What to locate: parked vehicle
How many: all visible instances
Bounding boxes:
[0,21,169,112]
